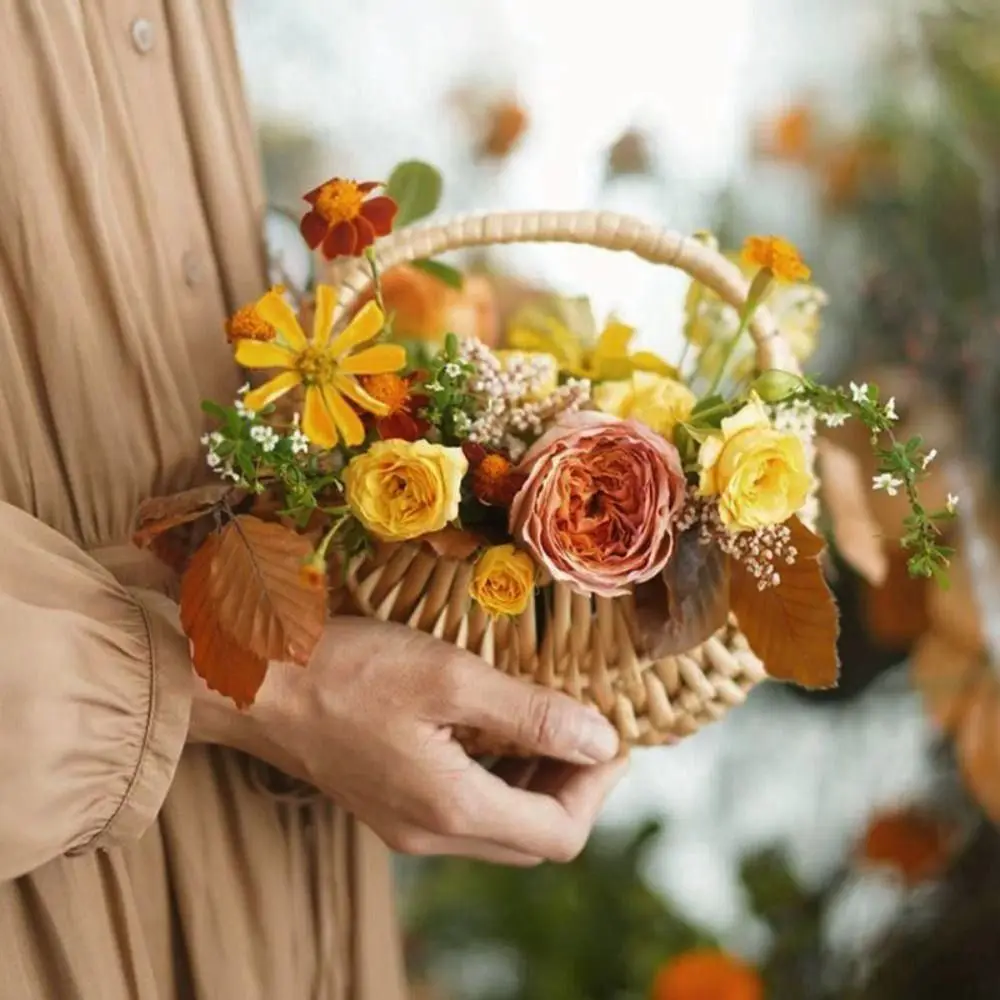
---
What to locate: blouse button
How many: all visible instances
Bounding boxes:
[130,18,155,54]
[182,251,205,288]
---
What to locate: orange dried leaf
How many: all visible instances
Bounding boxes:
[730,516,840,689]
[133,484,246,548]
[209,515,327,666]
[861,548,929,649]
[635,529,730,659]
[179,534,269,708]
[860,807,954,886]
[911,631,981,734]
[816,437,888,586]
[957,672,1000,825]
[423,526,484,561]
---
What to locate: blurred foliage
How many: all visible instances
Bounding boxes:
[404,820,717,1000]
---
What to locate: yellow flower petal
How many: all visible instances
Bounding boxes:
[302,384,338,449]
[338,343,407,376]
[323,386,366,447]
[254,288,309,351]
[719,393,771,437]
[234,340,298,370]
[312,284,338,349]
[630,350,677,377]
[333,374,390,416]
[328,301,385,358]
[592,320,635,361]
[243,370,302,412]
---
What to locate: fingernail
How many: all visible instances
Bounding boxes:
[577,715,620,764]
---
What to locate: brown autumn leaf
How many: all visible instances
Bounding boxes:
[861,548,929,649]
[634,528,730,659]
[179,534,269,708]
[423,526,485,561]
[209,515,327,666]
[133,483,246,548]
[730,515,840,689]
[815,437,888,586]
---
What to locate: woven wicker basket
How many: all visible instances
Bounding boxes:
[325,211,809,752]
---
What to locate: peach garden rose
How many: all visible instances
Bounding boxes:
[509,411,686,598]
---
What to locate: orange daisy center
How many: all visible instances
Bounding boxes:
[314,179,365,226]
[360,373,411,414]
[225,304,276,344]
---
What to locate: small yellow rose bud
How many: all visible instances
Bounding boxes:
[750,369,803,403]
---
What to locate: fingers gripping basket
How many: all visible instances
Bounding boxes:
[326,211,812,753]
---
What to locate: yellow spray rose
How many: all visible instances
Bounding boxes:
[344,439,468,542]
[593,371,697,437]
[469,544,536,617]
[698,394,812,531]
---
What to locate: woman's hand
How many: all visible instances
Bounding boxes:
[190,616,626,866]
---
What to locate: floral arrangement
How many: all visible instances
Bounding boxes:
[133,163,956,711]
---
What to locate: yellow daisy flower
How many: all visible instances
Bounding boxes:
[232,285,405,448]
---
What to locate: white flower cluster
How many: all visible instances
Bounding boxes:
[677,495,798,591]
[459,338,591,460]
[201,430,244,484]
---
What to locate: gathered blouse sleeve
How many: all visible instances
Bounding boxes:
[0,503,193,881]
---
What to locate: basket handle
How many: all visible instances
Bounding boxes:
[325,210,797,374]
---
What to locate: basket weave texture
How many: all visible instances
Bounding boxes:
[326,211,814,752]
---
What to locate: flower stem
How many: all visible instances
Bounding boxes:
[364,246,393,337]
[706,268,772,397]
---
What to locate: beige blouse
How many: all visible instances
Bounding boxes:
[0,2,405,997]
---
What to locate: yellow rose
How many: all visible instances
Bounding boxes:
[469,545,536,617]
[593,371,697,437]
[697,394,812,531]
[344,439,468,542]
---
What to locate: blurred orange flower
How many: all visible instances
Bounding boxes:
[479,98,529,159]
[356,264,498,346]
[755,104,815,164]
[651,949,764,1000]
[821,138,897,213]
[300,178,397,260]
[860,808,955,885]
[742,235,811,283]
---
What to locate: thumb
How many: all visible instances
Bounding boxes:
[450,661,620,765]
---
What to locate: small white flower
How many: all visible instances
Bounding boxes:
[884,397,898,422]
[819,411,848,428]
[872,473,904,497]
[200,433,212,446]
[234,400,250,418]
[921,448,938,470]
[452,411,471,433]
[947,493,960,514]
[850,381,869,404]
[289,429,310,455]
[237,382,250,396]
[206,452,221,469]
[425,381,443,393]
[444,362,463,379]
[250,425,269,443]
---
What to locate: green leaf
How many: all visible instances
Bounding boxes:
[385,160,443,228]
[201,400,229,422]
[691,393,726,417]
[411,258,464,290]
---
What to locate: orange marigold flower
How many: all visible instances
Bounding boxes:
[299,554,328,591]
[360,373,411,414]
[360,373,431,443]
[859,808,954,886]
[652,950,763,1000]
[742,235,811,283]
[300,178,398,260]
[225,303,276,344]
[471,452,527,508]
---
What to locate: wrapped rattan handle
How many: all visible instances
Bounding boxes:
[326,210,797,374]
